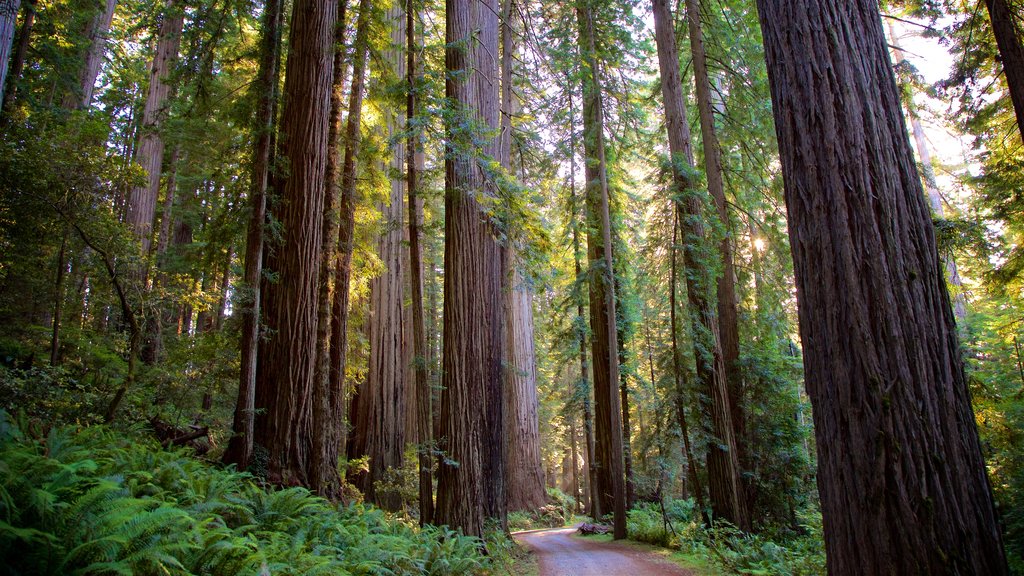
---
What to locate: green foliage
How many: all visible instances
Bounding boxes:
[0,411,494,575]
[625,499,825,575]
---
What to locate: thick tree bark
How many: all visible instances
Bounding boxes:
[63,0,117,109]
[251,0,336,487]
[755,1,1008,573]
[504,258,547,512]
[0,0,20,107]
[407,0,433,526]
[126,0,183,256]
[652,0,747,530]
[434,0,504,538]
[575,0,626,539]
[308,0,348,500]
[684,0,745,496]
[983,0,1024,141]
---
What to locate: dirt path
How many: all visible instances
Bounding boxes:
[513,527,695,576]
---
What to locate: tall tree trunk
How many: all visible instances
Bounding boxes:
[671,211,707,519]
[50,227,69,367]
[360,0,409,510]
[652,0,746,530]
[251,0,336,487]
[575,0,626,539]
[434,0,504,538]
[616,319,636,510]
[755,1,1008,573]
[126,0,183,256]
[307,0,348,500]
[63,0,117,109]
[0,0,20,107]
[407,0,433,526]
[887,22,969,323]
[1,0,33,114]
[224,0,284,461]
[684,0,745,494]
[499,0,545,514]
[331,0,372,471]
[568,81,600,521]
[983,0,1024,141]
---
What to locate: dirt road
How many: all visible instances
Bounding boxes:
[513,527,695,576]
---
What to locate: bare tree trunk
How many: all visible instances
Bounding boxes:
[407,0,433,526]
[251,0,336,487]
[575,0,626,539]
[756,1,1008,572]
[0,0,20,107]
[434,0,504,538]
[652,0,746,529]
[126,0,182,257]
[983,0,1024,141]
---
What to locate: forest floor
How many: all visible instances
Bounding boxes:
[513,526,701,576]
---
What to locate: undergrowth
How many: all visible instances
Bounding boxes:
[625,500,826,576]
[0,411,495,575]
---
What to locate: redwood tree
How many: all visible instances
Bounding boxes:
[434,0,504,538]
[755,0,1008,573]
[251,0,336,486]
[575,0,626,539]
[652,0,747,530]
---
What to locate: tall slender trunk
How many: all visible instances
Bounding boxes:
[0,0,21,107]
[575,0,626,539]
[616,321,635,509]
[126,0,183,256]
[983,0,1024,141]
[331,0,372,471]
[755,1,1007,572]
[251,0,336,487]
[407,0,433,526]
[334,0,371,485]
[434,0,504,537]
[50,227,69,367]
[684,0,745,496]
[670,211,706,517]
[360,0,409,509]
[63,0,117,109]
[224,0,284,462]
[568,77,600,521]
[652,0,746,529]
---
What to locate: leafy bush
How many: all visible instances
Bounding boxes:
[0,411,493,575]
